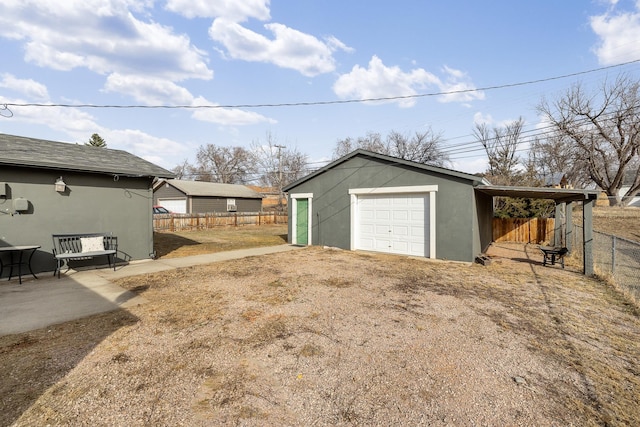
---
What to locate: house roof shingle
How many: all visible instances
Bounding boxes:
[0,133,175,178]
[159,179,263,199]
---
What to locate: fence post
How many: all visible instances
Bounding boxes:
[612,236,616,275]
[234,213,238,227]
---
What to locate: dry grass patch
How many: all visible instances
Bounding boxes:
[154,224,287,258]
[2,246,640,426]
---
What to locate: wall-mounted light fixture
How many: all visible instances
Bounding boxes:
[55,176,66,192]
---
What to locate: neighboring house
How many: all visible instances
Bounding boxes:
[153,179,263,213]
[618,169,640,207]
[283,150,494,263]
[247,186,286,211]
[284,149,600,267]
[0,133,174,274]
[540,172,570,189]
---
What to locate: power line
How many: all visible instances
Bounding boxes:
[3,58,640,111]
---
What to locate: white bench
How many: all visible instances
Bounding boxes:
[52,233,117,278]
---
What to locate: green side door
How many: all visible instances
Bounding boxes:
[296,199,309,245]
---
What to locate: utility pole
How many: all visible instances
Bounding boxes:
[274,144,285,211]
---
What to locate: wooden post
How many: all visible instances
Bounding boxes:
[554,202,564,246]
[583,199,594,276]
[565,202,573,252]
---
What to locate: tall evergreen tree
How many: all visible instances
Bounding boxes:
[86,133,107,148]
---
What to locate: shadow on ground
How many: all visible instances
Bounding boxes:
[153,232,200,258]
[0,309,138,426]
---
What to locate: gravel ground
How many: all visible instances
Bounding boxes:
[3,244,639,426]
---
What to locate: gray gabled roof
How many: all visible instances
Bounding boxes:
[283,149,488,191]
[0,133,175,178]
[159,179,263,199]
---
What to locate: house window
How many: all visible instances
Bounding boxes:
[227,199,237,211]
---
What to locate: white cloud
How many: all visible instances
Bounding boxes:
[590,4,640,64]
[0,0,213,80]
[104,73,195,105]
[333,57,484,108]
[332,56,441,108]
[0,73,49,100]
[103,75,276,125]
[209,19,350,76]
[473,112,494,126]
[191,97,277,126]
[438,66,485,103]
[0,93,104,135]
[104,129,190,169]
[165,0,271,21]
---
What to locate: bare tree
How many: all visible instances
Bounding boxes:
[473,117,525,185]
[193,144,255,184]
[251,132,309,189]
[170,159,193,180]
[332,128,449,166]
[386,130,449,166]
[538,74,640,206]
[333,132,384,159]
[528,133,591,188]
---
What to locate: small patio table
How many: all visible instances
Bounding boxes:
[0,245,41,284]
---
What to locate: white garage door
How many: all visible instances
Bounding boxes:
[158,199,187,214]
[356,194,428,257]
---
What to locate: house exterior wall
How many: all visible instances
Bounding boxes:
[1,166,155,274]
[286,155,489,263]
[191,197,262,213]
[154,185,262,213]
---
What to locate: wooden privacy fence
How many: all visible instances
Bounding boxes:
[154,212,288,232]
[493,218,555,243]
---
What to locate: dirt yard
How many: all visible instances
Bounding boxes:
[2,240,639,426]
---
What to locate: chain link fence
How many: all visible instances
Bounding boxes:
[572,224,640,302]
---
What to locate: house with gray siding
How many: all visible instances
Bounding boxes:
[0,133,174,275]
[284,149,599,269]
[153,179,263,213]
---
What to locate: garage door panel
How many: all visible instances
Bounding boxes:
[356,193,429,257]
[159,199,187,214]
[392,225,409,236]
[375,210,391,220]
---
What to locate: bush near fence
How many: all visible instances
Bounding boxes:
[154,212,288,232]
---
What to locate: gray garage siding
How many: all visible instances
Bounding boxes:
[287,154,490,263]
[1,166,155,273]
[191,197,262,213]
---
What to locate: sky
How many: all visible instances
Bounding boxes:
[2,0,640,178]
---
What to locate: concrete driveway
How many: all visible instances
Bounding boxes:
[0,245,302,336]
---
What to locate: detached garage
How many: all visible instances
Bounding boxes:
[153,179,263,214]
[284,150,493,263]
